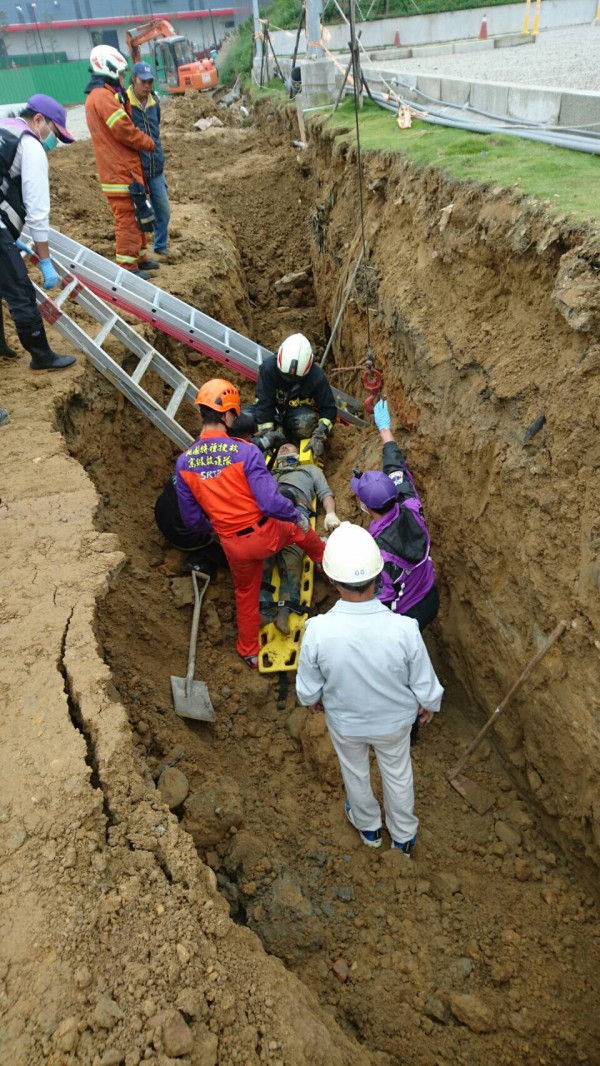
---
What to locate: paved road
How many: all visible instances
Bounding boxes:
[366,25,600,92]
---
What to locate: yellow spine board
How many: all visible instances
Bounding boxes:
[258,440,320,674]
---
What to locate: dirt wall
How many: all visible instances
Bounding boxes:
[301,114,600,871]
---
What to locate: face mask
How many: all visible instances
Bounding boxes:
[41,130,58,154]
[37,118,58,153]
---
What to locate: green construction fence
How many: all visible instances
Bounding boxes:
[0,60,90,106]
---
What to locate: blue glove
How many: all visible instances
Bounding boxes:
[39,258,59,290]
[15,238,32,256]
[374,398,391,431]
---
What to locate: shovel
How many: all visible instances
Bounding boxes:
[171,569,215,722]
[447,619,568,814]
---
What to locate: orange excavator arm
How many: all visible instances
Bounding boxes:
[126,19,176,64]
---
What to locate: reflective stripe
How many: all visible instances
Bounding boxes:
[106,108,127,129]
[319,418,334,430]
[101,183,131,194]
[257,422,275,432]
[116,253,138,264]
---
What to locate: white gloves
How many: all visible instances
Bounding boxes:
[324,512,341,532]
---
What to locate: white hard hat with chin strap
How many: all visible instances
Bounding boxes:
[277,333,313,377]
[90,45,129,79]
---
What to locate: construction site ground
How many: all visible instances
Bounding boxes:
[1,91,599,1066]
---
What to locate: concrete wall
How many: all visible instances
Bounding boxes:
[270,0,597,56]
[364,66,600,126]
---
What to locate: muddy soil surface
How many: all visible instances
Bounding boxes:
[1,93,599,1065]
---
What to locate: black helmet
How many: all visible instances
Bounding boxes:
[282,405,319,444]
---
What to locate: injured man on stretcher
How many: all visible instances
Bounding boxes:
[260,442,340,635]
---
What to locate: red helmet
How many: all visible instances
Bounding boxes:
[195,378,240,416]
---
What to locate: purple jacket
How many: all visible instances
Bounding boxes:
[175,426,299,537]
[370,441,436,613]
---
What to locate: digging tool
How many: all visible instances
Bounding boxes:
[447,620,568,814]
[171,569,215,722]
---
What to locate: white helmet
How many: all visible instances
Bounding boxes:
[277,333,313,377]
[323,522,383,585]
[90,45,128,79]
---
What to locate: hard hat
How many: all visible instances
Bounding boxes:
[322,522,383,584]
[195,378,240,416]
[350,470,397,510]
[276,333,313,378]
[90,45,129,79]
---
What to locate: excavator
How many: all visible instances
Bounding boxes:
[126,19,218,94]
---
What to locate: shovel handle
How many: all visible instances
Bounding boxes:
[185,570,210,695]
[447,619,568,782]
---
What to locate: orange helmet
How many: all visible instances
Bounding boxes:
[195,378,240,416]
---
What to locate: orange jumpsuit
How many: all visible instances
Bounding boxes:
[84,78,155,269]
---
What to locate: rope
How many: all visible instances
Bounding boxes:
[348,0,372,352]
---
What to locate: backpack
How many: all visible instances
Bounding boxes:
[0,124,32,237]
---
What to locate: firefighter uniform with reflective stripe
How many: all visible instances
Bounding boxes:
[175,426,325,658]
[84,75,155,269]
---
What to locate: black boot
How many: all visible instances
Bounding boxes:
[0,302,18,358]
[17,322,77,372]
[29,348,77,371]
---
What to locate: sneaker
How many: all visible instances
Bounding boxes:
[391,835,416,856]
[345,800,382,849]
[239,654,258,670]
[138,258,160,272]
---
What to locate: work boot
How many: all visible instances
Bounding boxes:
[274,605,291,636]
[127,267,150,280]
[138,258,160,273]
[29,348,77,371]
[0,407,9,426]
[16,323,77,372]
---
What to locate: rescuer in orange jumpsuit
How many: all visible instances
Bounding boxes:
[84,45,158,279]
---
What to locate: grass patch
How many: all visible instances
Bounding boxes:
[323,99,600,233]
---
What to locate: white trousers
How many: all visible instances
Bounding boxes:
[327,720,419,844]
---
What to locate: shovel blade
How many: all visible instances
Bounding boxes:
[170,676,215,722]
[447,772,495,815]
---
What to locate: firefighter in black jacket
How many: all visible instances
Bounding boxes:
[254,333,337,457]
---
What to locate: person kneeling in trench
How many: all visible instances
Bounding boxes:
[155,412,256,579]
[296,523,443,854]
[175,379,325,669]
[260,442,340,634]
[352,398,440,744]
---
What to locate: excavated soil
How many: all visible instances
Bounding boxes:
[1,92,599,1066]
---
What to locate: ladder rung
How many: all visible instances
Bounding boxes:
[165,381,188,419]
[131,350,155,384]
[54,279,79,309]
[94,315,118,348]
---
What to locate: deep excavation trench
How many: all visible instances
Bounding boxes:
[50,94,599,1064]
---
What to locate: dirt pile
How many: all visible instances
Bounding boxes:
[1,93,599,1066]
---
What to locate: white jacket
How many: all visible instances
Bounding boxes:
[296,597,443,736]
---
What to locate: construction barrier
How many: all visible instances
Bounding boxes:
[0,60,90,107]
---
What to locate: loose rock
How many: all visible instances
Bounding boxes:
[495,821,522,848]
[162,1009,194,1057]
[449,992,496,1033]
[93,995,124,1031]
[332,958,350,983]
[157,767,189,809]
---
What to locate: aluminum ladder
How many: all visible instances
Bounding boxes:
[32,257,199,450]
[44,227,366,427]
